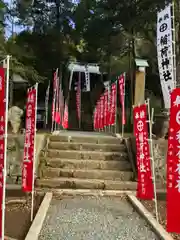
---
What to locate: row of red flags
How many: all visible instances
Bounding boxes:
[133,88,180,233]
[51,69,69,129]
[93,74,126,129]
[51,69,83,131]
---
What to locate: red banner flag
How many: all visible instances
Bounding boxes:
[167,88,180,233]
[93,105,97,130]
[97,100,100,129]
[62,102,69,129]
[109,83,117,125]
[133,104,154,200]
[107,87,111,126]
[76,73,81,121]
[118,74,126,125]
[56,84,62,126]
[98,97,101,129]
[100,95,104,129]
[59,88,64,124]
[54,112,61,124]
[22,86,37,192]
[0,68,5,238]
[52,69,58,127]
[55,76,59,119]
[104,90,108,127]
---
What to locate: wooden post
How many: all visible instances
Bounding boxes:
[134,59,149,107]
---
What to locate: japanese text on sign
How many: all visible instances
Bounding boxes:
[22,88,36,192]
[133,104,154,200]
[166,88,180,233]
[109,83,116,125]
[157,5,175,108]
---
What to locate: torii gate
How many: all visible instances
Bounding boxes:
[67,62,102,131]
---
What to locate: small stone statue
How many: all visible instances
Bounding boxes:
[8,106,23,134]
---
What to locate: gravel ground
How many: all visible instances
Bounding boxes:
[142,200,180,240]
[39,196,159,240]
[5,194,43,240]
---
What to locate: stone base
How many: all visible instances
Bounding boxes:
[153,112,169,139]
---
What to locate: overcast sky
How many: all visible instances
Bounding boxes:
[4,0,24,37]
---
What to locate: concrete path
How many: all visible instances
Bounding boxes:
[39,196,159,240]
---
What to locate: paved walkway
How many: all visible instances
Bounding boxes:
[39,196,159,240]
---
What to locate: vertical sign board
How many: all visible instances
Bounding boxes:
[167,88,180,233]
[84,65,90,92]
[133,104,154,200]
[22,87,36,192]
[157,5,175,108]
[0,68,5,238]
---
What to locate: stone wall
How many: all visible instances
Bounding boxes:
[7,134,46,184]
[153,139,167,185]
[129,136,167,187]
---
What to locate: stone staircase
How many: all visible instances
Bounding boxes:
[36,132,137,190]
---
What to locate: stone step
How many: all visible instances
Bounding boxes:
[41,168,133,181]
[49,135,122,145]
[46,150,128,161]
[45,158,132,171]
[48,142,126,152]
[36,177,137,190]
